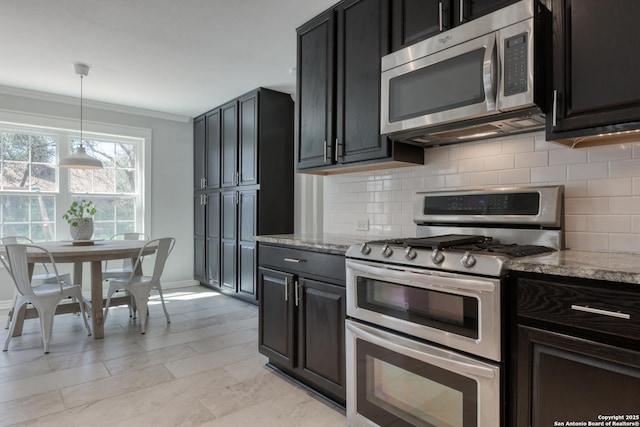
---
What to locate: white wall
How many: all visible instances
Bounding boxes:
[0,91,194,304]
[322,131,640,254]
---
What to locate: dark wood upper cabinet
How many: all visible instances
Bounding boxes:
[456,0,519,25]
[297,0,423,173]
[193,117,206,190]
[206,110,221,189]
[220,101,238,188]
[335,0,391,164]
[238,93,258,186]
[547,0,640,143]
[391,0,450,51]
[296,10,335,170]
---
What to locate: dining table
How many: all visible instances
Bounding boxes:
[5,239,156,339]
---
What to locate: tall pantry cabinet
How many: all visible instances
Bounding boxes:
[194,88,294,304]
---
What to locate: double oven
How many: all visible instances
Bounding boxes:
[345,186,564,427]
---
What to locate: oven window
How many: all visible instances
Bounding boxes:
[389,48,486,123]
[357,277,479,339]
[357,339,477,427]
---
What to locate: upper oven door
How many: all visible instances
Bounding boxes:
[381,32,498,136]
[346,259,502,362]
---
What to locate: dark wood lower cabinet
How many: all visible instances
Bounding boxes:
[258,244,347,405]
[513,273,640,427]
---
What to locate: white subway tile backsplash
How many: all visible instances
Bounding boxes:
[549,148,587,165]
[567,162,607,181]
[499,168,530,184]
[485,154,514,171]
[609,159,640,178]
[531,165,566,183]
[587,215,631,233]
[587,178,632,197]
[322,133,640,253]
[515,151,548,168]
[589,144,633,162]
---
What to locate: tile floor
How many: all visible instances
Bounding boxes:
[0,286,347,427]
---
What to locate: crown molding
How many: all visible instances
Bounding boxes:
[0,85,192,123]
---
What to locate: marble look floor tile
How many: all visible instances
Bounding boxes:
[221,354,270,382]
[187,327,257,355]
[0,357,51,383]
[60,364,175,408]
[0,390,65,426]
[108,397,217,427]
[103,343,198,375]
[165,340,257,378]
[0,363,109,404]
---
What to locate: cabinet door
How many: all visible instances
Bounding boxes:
[258,268,295,369]
[455,0,517,26]
[239,92,258,186]
[296,10,336,170]
[206,110,221,189]
[391,0,449,51]
[548,0,640,137]
[336,0,391,164]
[516,325,640,427]
[221,101,238,187]
[193,193,206,283]
[206,191,220,287]
[220,190,237,292]
[193,117,206,190]
[238,190,257,299]
[296,278,347,401]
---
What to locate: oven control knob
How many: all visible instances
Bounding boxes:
[431,249,445,264]
[404,246,417,260]
[360,243,372,255]
[381,244,393,258]
[460,251,477,268]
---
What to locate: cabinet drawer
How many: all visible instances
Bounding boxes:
[517,277,640,343]
[259,244,346,284]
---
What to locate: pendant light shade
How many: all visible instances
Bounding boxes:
[59,63,103,169]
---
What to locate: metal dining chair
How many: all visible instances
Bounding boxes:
[1,244,91,354]
[103,237,174,334]
[2,236,73,329]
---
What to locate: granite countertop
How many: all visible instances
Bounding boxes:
[254,233,372,254]
[506,250,640,285]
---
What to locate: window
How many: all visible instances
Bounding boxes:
[0,122,145,242]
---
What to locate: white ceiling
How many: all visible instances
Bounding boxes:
[0,0,337,119]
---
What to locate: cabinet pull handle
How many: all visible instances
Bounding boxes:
[439,2,443,31]
[323,140,328,163]
[295,280,300,307]
[459,0,464,23]
[284,277,289,302]
[234,191,239,205]
[203,177,207,189]
[571,304,631,320]
[334,139,339,162]
[552,89,558,127]
[284,258,305,263]
[203,194,208,205]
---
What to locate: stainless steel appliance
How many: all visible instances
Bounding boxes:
[380,0,550,146]
[345,185,564,427]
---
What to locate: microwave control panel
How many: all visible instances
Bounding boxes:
[504,32,528,96]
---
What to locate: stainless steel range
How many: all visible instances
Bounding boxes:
[345,185,564,427]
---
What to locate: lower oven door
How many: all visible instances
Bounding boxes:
[346,320,500,427]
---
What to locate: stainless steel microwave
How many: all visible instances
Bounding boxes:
[381,0,549,146]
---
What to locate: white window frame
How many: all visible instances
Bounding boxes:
[0,110,152,240]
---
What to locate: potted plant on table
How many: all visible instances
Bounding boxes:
[63,199,96,240]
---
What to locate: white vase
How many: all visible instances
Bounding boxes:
[70,218,94,240]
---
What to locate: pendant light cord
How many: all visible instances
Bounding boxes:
[80,74,84,149]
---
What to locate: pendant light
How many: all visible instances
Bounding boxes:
[59,63,103,169]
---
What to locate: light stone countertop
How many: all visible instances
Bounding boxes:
[255,235,640,285]
[254,233,373,255]
[506,250,640,285]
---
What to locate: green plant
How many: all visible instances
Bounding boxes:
[63,200,96,227]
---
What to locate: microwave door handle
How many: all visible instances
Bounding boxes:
[483,33,498,112]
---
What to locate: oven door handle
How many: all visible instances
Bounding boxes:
[347,320,497,380]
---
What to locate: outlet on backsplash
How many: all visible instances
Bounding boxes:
[355,219,369,231]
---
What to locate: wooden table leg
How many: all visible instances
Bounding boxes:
[90,260,105,339]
